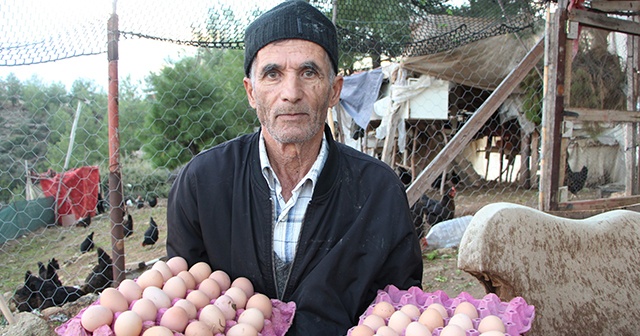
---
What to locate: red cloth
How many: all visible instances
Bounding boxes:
[39,166,100,224]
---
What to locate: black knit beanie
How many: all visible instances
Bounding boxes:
[244,1,338,77]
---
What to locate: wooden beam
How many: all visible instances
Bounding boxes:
[564,107,640,122]
[555,195,640,211]
[590,1,640,13]
[568,8,640,36]
[405,37,545,206]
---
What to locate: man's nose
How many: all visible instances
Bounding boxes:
[280,73,303,103]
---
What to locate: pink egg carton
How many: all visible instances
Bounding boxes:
[55,297,296,336]
[349,285,535,336]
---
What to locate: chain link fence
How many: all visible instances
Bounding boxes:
[0,0,634,321]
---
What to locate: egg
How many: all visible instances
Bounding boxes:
[198,304,226,333]
[99,287,129,313]
[143,286,172,309]
[362,314,386,331]
[177,270,198,290]
[350,325,375,336]
[118,279,143,303]
[198,278,222,299]
[142,326,174,336]
[163,275,188,300]
[160,306,189,333]
[479,331,506,336]
[440,324,466,336]
[426,303,448,318]
[174,298,198,320]
[418,307,444,331]
[478,315,506,333]
[80,305,113,332]
[404,321,431,336]
[246,293,273,319]
[374,325,399,336]
[224,286,248,309]
[399,304,421,320]
[131,298,158,321]
[387,310,412,334]
[231,276,255,298]
[226,322,258,336]
[213,294,237,320]
[448,313,473,331]
[371,301,395,319]
[166,256,189,275]
[113,310,143,336]
[209,270,231,291]
[136,269,165,289]
[184,320,214,336]
[238,307,265,332]
[152,260,174,282]
[454,301,478,319]
[189,262,212,284]
[186,289,212,310]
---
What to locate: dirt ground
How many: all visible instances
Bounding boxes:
[420,247,487,299]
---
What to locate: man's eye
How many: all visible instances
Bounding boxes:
[265,71,279,79]
[302,70,317,78]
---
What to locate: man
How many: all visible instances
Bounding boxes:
[166,1,423,334]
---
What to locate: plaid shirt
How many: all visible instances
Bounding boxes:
[259,134,329,263]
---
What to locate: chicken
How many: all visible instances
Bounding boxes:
[81,247,113,294]
[142,217,159,246]
[136,195,144,209]
[96,192,107,214]
[148,195,158,208]
[38,258,62,287]
[410,186,456,238]
[565,164,588,196]
[75,214,91,228]
[123,213,133,238]
[13,265,84,312]
[80,231,94,253]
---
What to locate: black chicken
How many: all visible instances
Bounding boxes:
[38,258,62,287]
[75,215,91,228]
[148,195,158,208]
[136,195,144,209]
[96,192,106,215]
[410,186,456,238]
[80,232,95,253]
[142,217,159,246]
[81,247,113,294]
[565,164,588,196]
[13,267,84,312]
[123,213,134,238]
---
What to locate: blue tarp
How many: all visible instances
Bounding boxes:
[0,196,55,244]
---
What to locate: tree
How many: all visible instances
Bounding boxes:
[144,48,257,170]
[5,73,22,107]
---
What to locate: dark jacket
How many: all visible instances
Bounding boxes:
[167,125,423,335]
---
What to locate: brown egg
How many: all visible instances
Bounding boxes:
[142,326,174,336]
[237,307,265,332]
[213,294,237,320]
[131,298,158,322]
[224,286,248,309]
[189,262,212,284]
[371,301,395,319]
[177,270,197,290]
[136,269,165,290]
[226,322,258,336]
[198,304,226,334]
[160,306,189,333]
[81,305,113,332]
[184,320,214,336]
[142,286,172,309]
[230,276,255,298]
[163,276,188,300]
[426,303,448,318]
[186,289,212,310]
[209,270,231,291]
[375,326,399,336]
[166,256,189,276]
[418,307,444,331]
[454,301,478,319]
[448,313,473,331]
[174,298,198,320]
[350,325,375,336]
[246,293,272,319]
[400,304,421,320]
[152,260,174,282]
[478,315,506,333]
[99,287,129,313]
[404,321,431,336]
[118,279,143,303]
[113,310,143,336]
[388,310,412,334]
[197,278,221,299]
[362,314,385,332]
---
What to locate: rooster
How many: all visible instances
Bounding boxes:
[411,186,456,238]
[142,217,159,246]
[81,247,113,294]
[80,232,94,253]
[123,213,133,238]
[565,164,588,196]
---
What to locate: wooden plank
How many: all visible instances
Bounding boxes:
[568,8,640,36]
[405,38,545,206]
[556,195,640,211]
[590,1,640,13]
[548,203,640,219]
[564,107,640,122]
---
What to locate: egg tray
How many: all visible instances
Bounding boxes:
[54,296,296,336]
[348,285,535,336]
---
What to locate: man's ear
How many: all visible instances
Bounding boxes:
[243,77,257,108]
[329,75,344,108]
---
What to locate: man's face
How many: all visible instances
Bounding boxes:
[243,39,342,145]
